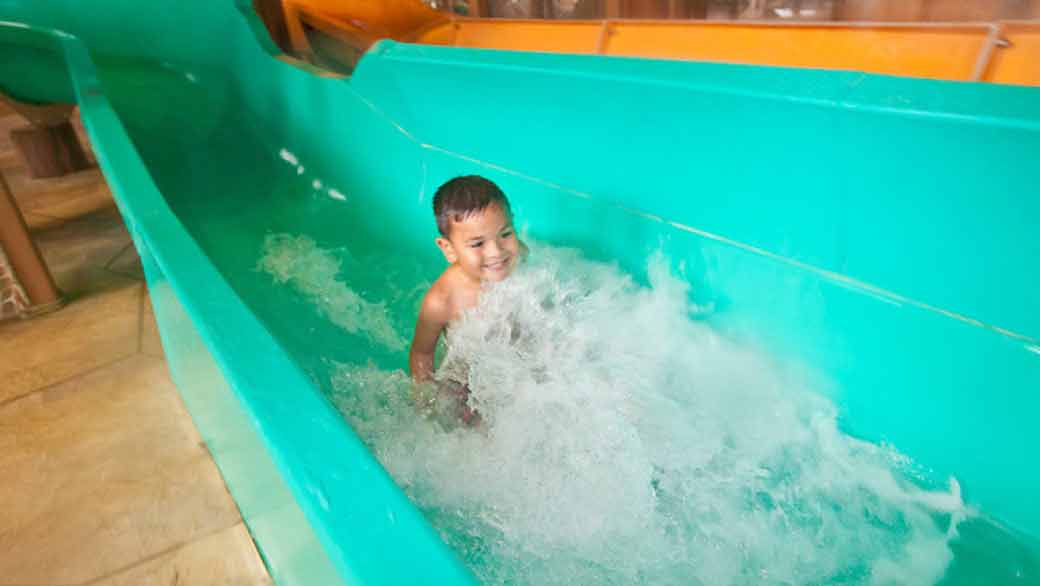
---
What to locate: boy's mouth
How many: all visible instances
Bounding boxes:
[483,257,511,272]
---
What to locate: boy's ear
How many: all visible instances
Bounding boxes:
[435,236,457,264]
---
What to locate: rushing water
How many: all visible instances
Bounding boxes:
[257,234,1038,585]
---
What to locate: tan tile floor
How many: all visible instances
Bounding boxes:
[0,104,271,585]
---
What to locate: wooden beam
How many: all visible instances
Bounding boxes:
[668,0,682,18]
[10,122,91,179]
[252,0,292,52]
[0,172,62,311]
[1,92,90,179]
[280,1,315,60]
[688,0,707,18]
[0,93,72,127]
[466,0,488,17]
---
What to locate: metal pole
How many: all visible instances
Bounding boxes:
[971,22,1009,81]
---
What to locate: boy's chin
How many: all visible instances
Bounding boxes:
[481,267,514,283]
[479,258,516,283]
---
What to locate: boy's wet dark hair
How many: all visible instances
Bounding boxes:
[433,175,511,237]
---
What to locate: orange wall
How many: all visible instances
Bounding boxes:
[987,22,1040,84]
[278,0,1040,85]
[604,22,984,81]
[416,19,1039,84]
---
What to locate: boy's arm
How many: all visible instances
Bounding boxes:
[409,291,450,383]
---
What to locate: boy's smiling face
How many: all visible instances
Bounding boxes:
[437,202,520,284]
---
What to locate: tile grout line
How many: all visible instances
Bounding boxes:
[156,383,270,581]
[103,242,135,271]
[23,209,67,222]
[0,352,144,412]
[136,283,145,354]
[76,521,250,586]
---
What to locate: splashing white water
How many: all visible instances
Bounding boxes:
[258,233,406,351]
[324,243,965,585]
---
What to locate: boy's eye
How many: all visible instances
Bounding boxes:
[501,230,514,238]
[469,241,484,248]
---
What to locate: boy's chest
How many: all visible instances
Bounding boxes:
[448,284,481,322]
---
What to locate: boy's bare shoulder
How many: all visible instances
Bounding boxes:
[421,267,461,323]
[422,266,478,324]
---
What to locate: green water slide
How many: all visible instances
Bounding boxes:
[2,1,1037,584]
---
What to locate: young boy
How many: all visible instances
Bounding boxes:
[409,176,524,415]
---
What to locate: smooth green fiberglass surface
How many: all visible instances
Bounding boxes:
[84,55,1037,583]
[1,1,1037,583]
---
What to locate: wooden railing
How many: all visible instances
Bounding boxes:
[269,0,1040,85]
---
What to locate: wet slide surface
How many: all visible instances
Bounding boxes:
[2,2,1039,584]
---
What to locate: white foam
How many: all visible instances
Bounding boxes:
[258,233,406,351]
[325,242,966,585]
